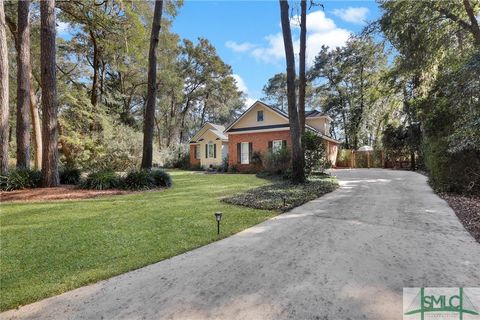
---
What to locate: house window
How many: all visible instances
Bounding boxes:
[272,140,283,152]
[207,141,215,158]
[241,142,250,164]
[195,145,200,159]
[257,110,264,122]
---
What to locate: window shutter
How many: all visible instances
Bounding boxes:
[205,144,208,158]
[195,146,198,159]
[268,141,273,150]
[249,142,253,162]
[282,140,287,148]
[237,143,241,163]
[214,144,217,158]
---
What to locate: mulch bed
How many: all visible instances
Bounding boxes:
[1,185,133,203]
[222,176,338,212]
[440,193,480,243]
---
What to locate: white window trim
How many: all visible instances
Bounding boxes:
[257,110,264,122]
[195,145,200,159]
[207,141,215,159]
[241,142,249,164]
[272,140,283,152]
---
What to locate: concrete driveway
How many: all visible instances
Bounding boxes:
[2,169,479,320]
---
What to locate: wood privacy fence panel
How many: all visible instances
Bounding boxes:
[336,149,354,167]
[335,149,385,168]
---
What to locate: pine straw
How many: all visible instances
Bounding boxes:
[0,185,132,203]
[440,193,480,243]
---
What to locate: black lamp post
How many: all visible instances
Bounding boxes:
[214,212,223,235]
[282,195,287,209]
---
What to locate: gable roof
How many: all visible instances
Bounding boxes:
[224,100,320,134]
[210,124,227,138]
[306,110,333,122]
[224,101,289,133]
[190,122,227,143]
[306,110,322,117]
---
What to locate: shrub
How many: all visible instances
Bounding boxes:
[58,93,143,171]
[59,167,81,185]
[424,136,480,194]
[0,169,42,191]
[121,169,173,190]
[228,164,239,173]
[162,146,190,169]
[189,163,204,171]
[219,156,229,172]
[251,151,263,166]
[100,124,143,171]
[80,170,120,190]
[263,147,291,175]
[150,169,172,187]
[304,131,328,175]
[121,169,155,190]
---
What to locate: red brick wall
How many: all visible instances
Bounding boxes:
[228,130,292,172]
[189,144,200,166]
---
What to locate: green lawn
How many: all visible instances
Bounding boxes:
[0,171,276,311]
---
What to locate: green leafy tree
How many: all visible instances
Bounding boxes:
[378,0,480,193]
[310,36,392,149]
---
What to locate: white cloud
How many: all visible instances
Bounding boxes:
[332,7,369,24]
[232,74,257,108]
[232,10,350,66]
[245,97,257,108]
[226,41,256,53]
[291,10,337,32]
[304,28,351,65]
[232,74,248,93]
[251,33,285,63]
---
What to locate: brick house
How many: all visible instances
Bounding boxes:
[189,101,340,171]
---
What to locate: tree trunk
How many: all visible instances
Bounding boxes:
[178,98,190,143]
[200,92,209,126]
[154,116,162,150]
[40,0,59,187]
[298,0,307,140]
[141,0,163,169]
[58,122,73,167]
[0,0,9,175]
[341,109,349,149]
[16,0,31,169]
[179,113,186,143]
[410,151,416,171]
[89,29,99,106]
[30,87,42,169]
[279,0,305,184]
[462,0,480,46]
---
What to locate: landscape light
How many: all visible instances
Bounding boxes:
[282,195,287,208]
[214,212,223,235]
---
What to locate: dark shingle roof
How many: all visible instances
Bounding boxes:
[305,110,324,117]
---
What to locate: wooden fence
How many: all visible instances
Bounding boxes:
[336,149,412,169]
[335,149,384,168]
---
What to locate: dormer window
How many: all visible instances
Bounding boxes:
[257,110,264,122]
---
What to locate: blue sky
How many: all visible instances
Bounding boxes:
[172,1,381,105]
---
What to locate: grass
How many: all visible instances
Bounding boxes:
[223,174,339,211]
[0,170,277,311]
